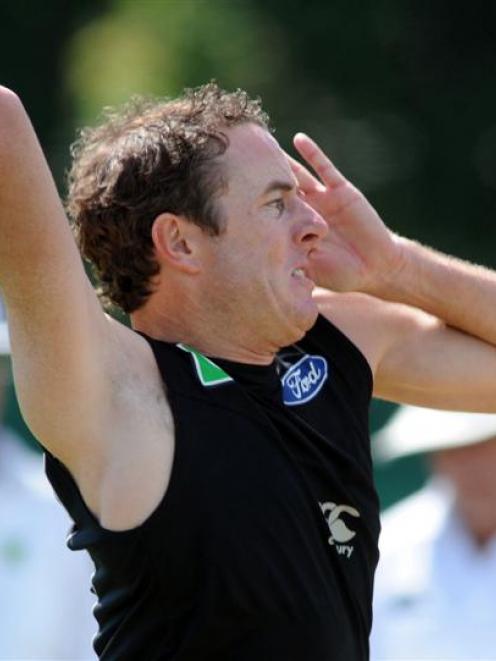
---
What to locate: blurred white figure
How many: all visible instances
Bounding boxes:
[370,405,496,661]
[0,300,96,659]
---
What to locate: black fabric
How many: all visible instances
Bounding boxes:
[45,314,380,660]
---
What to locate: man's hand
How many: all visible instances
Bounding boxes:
[290,133,404,294]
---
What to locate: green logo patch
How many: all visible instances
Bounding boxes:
[177,343,233,387]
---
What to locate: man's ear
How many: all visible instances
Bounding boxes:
[151,213,201,274]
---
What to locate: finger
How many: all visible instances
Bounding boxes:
[293,133,346,188]
[285,152,320,193]
[286,156,319,195]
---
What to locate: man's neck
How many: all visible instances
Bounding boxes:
[131,298,278,365]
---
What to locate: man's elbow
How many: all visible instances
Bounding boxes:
[0,86,25,121]
[0,87,29,155]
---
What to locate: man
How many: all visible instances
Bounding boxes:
[0,82,495,660]
[0,298,96,658]
[370,406,496,660]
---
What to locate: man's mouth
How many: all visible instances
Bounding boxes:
[291,267,314,287]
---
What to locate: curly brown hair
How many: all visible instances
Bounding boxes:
[66,82,270,313]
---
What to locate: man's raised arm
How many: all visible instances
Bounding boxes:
[291,132,496,412]
[0,87,118,467]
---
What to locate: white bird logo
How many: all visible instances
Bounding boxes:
[320,501,360,545]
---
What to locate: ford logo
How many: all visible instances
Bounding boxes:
[281,355,329,406]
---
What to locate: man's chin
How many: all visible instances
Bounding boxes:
[303,307,319,332]
[288,304,319,342]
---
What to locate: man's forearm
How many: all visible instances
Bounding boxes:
[372,237,496,346]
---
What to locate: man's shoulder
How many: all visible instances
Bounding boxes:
[313,289,385,375]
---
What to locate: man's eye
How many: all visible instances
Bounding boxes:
[268,199,285,215]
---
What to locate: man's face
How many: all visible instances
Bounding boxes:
[201,123,328,349]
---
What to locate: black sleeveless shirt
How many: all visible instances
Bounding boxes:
[45,314,380,660]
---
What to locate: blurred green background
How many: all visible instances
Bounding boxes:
[2,0,494,509]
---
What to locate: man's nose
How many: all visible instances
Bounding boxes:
[294,200,328,246]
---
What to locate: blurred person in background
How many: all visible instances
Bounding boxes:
[0,297,96,659]
[371,405,496,660]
